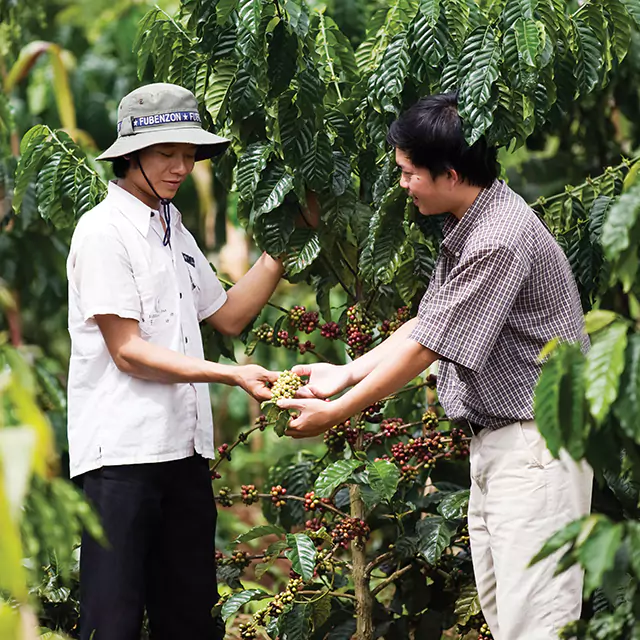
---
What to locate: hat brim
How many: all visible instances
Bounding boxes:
[95,127,230,162]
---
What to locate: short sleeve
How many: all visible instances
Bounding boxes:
[409,246,529,372]
[194,247,227,322]
[72,232,141,323]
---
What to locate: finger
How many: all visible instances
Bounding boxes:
[295,386,317,399]
[276,398,307,411]
[285,426,313,439]
[265,370,281,382]
[307,385,329,399]
[291,364,313,378]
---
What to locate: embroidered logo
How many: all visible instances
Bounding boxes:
[182,253,196,267]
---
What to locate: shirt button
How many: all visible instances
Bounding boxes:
[180,293,183,299]
[185,337,189,344]
[455,251,460,257]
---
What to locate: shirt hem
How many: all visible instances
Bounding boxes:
[83,306,141,323]
[70,446,215,478]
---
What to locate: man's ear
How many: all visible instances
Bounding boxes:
[446,168,461,187]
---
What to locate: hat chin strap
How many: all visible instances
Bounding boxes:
[137,158,172,247]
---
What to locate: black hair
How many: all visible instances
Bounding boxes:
[111,156,131,179]
[387,92,498,188]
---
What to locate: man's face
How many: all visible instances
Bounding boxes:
[395,148,454,216]
[131,143,197,200]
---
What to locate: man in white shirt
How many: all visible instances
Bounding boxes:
[67,83,283,640]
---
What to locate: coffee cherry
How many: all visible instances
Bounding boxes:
[270,485,287,507]
[422,410,439,430]
[241,484,259,505]
[255,322,275,344]
[270,370,303,401]
[305,517,323,531]
[255,414,268,431]
[239,623,257,639]
[331,517,370,548]
[288,305,306,327]
[426,373,437,389]
[230,550,250,568]
[218,486,233,507]
[298,339,315,354]
[217,443,230,460]
[299,311,319,334]
[478,622,493,640]
[320,321,341,340]
[381,418,403,438]
[324,423,347,453]
[363,402,384,423]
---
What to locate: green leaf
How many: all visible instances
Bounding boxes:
[529,517,584,565]
[285,533,317,580]
[571,14,602,94]
[234,524,286,544]
[236,142,272,202]
[584,310,618,334]
[454,582,481,625]
[253,162,295,219]
[614,334,640,442]
[365,460,400,503]
[374,33,410,113]
[585,321,628,424]
[438,489,470,520]
[625,520,640,579]
[314,459,361,498]
[221,589,270,622]
[300,131,333,192]
[534,347,564,458]
[311,595,332,629]
[417,516,456,564]
[601,182,640,262]
[576,516,624,597]
[285,231,321,276]
[419,0,441,26]
[514,17,541,67]
[605,0,632,61]
[280,603,310,640]
[204,59,238,122]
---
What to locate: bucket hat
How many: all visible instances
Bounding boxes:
[96,83,230,162]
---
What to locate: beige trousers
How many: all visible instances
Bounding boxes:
[468,421,593,640]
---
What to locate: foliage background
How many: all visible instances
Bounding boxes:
[4,0,640,638]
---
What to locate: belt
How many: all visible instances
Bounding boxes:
[453,418,486,437]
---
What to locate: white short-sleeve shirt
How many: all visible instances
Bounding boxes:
[66,181,227,478]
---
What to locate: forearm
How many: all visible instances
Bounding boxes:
[116,336,238,385]
[334,338,437,423]
[216,253,284,333]
[344,317,419,385]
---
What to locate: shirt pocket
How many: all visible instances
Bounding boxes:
[135,270,178,337]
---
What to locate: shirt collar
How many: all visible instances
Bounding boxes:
[442,179,502,256]
[106,181,183,237]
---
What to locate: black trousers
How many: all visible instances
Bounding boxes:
[79,455,224,640]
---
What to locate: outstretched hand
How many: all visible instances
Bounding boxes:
[236,364,280,402]
[291,363,351,399]
[276,397,341,439]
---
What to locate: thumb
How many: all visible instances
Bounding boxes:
[276,398,307,411]
[307,385,329,399]
[291,364,312,378]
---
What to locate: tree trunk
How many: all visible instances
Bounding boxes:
[350,482,373,640]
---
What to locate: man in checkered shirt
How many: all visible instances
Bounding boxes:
[278,93,593,639]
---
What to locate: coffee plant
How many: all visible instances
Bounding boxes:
[6,0,640,637]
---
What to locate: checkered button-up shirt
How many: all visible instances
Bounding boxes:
[409,180,588,429]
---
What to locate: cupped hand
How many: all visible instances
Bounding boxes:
[237,364,279,402]
[276,397,342,438]
[291,363,351,399]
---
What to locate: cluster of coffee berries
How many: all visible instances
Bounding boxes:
[298,339,315,354]
[324,422,348,453]
[215,550,226,564]
[298,311,319,334]
[379,306,411,338]
[303,491,331,512]
[210,469,221,480]
[270,370,303,401]
[270,485,287,507]
[241,484,259,505]
[478,622,493,640]
[288,305,306,327]
[314,548,336,575]
[422,410,439,430]
[448,427,470,459]
[258,577,304,621]
[305,517,324,531]
[331,517,370,548]
[345,304,374,357]
[254,414,268,431]
[229,550,250,568]
[239,623,258,639]
[363,402,384,423]
[217,443,231,460]
[389,432,443,467]
[320,321,341,339]
[275,329,299,349]
[400,463,419,482]
[380,418,404,438]
[255,323,275,344]
[218,486,233,507]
